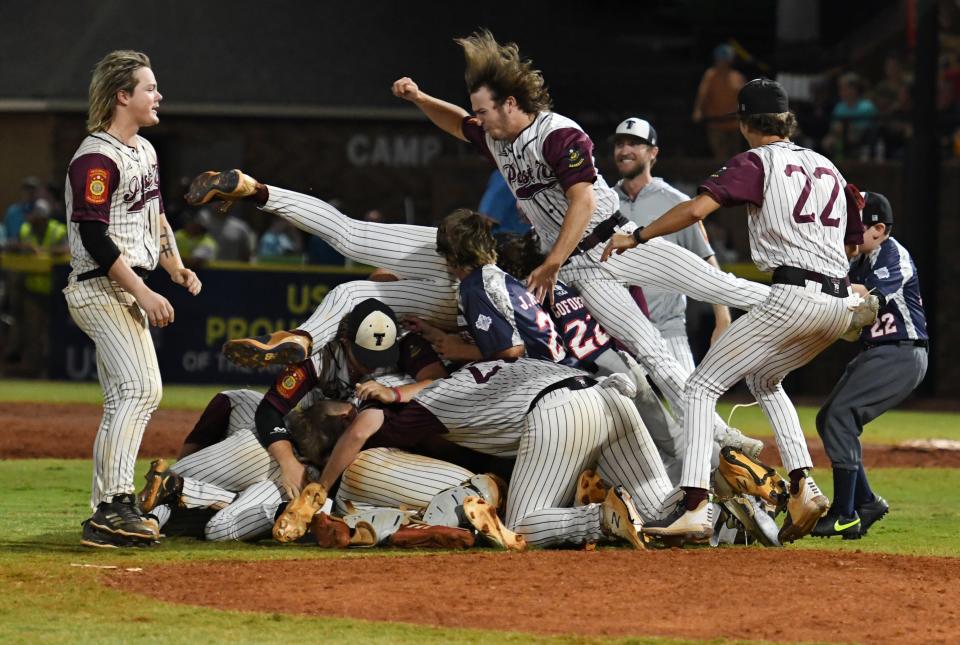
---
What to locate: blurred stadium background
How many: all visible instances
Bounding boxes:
[0,0,955,400]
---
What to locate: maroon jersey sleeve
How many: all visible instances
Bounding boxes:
[365,401,447,450]
[263,360,319,414]
[541,128,598,191]
[843,183,866,245]
[461,115,494,163]
[68,153,120,223]
[397,333,443,378]
[698,151,764,207]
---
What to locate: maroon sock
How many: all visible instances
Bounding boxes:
[683,487,708,511]
[789,469,806,495]
[253,183,269,205]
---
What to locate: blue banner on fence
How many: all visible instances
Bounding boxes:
[48,263,369,384]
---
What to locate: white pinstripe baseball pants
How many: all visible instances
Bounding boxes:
[65,277,163,510]
[506,385,679,547]
[335,447,474,513]
[680,283,854,489]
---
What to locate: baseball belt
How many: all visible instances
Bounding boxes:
[772,265,850,298]
[566,212,629,262]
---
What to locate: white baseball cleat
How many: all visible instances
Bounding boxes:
[643,499,715,540]
[601,486,647,549]
[779,476,830,544]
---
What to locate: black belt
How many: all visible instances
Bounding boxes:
[566,212,629,261]
[864,339,928,350]
[529,375,597,412]
[77,266,150,282]
[772,266,849,298]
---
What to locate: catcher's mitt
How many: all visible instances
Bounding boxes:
[840,293,880,342]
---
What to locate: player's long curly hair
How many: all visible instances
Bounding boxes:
[436,209,498,271]
[87,50,151,133]
[286,402,350,467]
[739,112,798,138]
[456,30,552,113]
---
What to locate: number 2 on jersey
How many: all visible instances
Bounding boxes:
[785,165,841,227]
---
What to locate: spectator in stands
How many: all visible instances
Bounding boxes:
[174,209,218,268]
[15,199,67,255]
[257,218,302,262]
[203,205,257,262]
[824,73,878,159]
[692,44,746,160]
[3,176,40,247]
[872,55,909,116]
[478,170,529,235]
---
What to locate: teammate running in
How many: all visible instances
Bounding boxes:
[64,50,201,548]
[604,78,865,544]
[389,30,769,445]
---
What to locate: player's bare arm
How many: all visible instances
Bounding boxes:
[392,77,470,142]
[527,182,595,304]
[106,255,174,327]
[704,255,732,344]
[267,439,307,499]
[601,192,721,261]
[317,408,385,490]
[431,333,484,362]
[158,214,202,296]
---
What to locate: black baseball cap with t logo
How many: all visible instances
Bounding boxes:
[735,78,790,115]
[345,298,400,369]
[860,191,894,226]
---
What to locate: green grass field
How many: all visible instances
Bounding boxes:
[1,380,958,643]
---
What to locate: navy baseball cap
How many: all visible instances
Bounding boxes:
[345,298,400,369]
[861,191,893,226]
[736,78,789,115]
[610,118,658,146]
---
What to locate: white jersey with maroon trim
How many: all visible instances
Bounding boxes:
[65,133,164,279]
[462,111,619,251]
[413,358,587,456]
[700,141,853,278]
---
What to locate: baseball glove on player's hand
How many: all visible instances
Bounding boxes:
[840,294,880,342]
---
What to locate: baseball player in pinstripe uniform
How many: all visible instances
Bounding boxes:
[605,78,866,544]
[65,51,202,548]
[812,191,928,539]
[610,117,731,371]
[389,30,770,448]
[178,388,262,458]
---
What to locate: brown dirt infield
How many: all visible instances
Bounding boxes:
[3,402,959,468]
[105,549,960,643]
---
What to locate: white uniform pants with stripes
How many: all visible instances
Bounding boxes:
[151,429,283,541]
[260,187,460,345]
[680,283,854,489]
[335,447,474,514]
[561,241,769,440]
[65,278,163,510]
[506,385,679,548]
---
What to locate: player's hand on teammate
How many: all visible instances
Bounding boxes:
[171,267,202,296]
[355,380,396,404]
[402,316,444,344]
[391,77,421,102]
[137,290,175,328]
[600,233,638,262]
[526,260,561,305]
[278,459,307,500]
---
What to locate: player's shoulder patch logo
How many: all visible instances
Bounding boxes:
[475,313,493,332]
[85,168,109,206]
[874,267,890,280]
[567,147,585,169]
[277,365,307,399]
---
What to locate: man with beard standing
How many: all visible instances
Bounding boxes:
[610,117,732,371]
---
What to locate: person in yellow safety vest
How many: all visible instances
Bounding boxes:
[17,198,68,295]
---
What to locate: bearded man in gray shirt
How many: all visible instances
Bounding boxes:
[610,118,732,373]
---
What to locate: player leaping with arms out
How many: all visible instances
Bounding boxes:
[603,79,866,544]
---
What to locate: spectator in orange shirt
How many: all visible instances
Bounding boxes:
[692,44,746,160]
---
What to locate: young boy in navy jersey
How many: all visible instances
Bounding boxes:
[813,191,929,539]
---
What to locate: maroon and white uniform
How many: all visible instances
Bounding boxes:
[460,112,770,438]
[680,141,864,489]
[390,358,681,547]
[62,133,165,510]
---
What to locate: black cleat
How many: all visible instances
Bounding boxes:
[856,496,890,536]
[812,511,862,540]
[88,494,160,542]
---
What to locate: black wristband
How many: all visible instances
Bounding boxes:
[632,227,648,245]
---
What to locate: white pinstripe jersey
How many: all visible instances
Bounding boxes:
[462,112,620,251]
[413,358,588,456]
[701,141,851,278]
[65,133,163,279]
